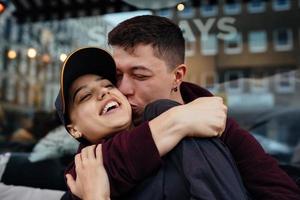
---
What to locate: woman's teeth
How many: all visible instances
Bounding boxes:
[101,101,119,115]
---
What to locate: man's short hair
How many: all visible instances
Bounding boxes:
[108,15,185,69]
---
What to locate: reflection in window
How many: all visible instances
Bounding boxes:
[272,0,291,11]
[273,28,293,51]
[185,40,196,57]
[250,72,269,93]
[157,9,173,19]
[44,83,59,111]
[248,31,267,53]
[5,76,16,102]
[224,32,243,54]
[200,1,218,17]
[0,76,3,99]
[16,80,27,105]
[0,49,3,71]
[7,55,17,75]
[201,34,218,56]
[202,72,219,93]
[178,7,195,19]
[224,0,241,15]
[275,71,295,93]
[179,20,196,57]
[224,71,244,93]
[10,22,19,43]
[247,0,266,13]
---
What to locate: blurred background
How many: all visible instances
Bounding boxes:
[0,0,299,190]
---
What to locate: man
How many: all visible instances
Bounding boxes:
[59,47,247,200]
[108,15,300,199]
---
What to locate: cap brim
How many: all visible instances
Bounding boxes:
[60,47,116,114]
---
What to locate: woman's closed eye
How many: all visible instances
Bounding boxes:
[105,84,114,89]
[79,93,92,102]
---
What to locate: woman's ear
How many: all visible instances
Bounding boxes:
[66,124,82,139]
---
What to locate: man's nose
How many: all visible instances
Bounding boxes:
[117,75,134,96]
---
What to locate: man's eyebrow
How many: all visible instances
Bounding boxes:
[132,66,152,72]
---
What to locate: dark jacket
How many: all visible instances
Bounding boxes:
[180,82,300,199]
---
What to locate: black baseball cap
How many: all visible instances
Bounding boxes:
[55,47,117,127]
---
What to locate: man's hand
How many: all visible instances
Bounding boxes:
[149,96,227,156]
[66,144,110,200]
[175,97,227,137]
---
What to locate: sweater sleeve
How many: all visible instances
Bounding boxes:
[221,118,300,200]
[102,121,162,197]
[64,122,162,199]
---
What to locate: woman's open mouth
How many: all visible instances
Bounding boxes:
[100,100,120,115]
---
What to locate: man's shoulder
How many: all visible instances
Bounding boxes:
[180,82,213,102]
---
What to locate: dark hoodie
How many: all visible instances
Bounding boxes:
[180,82,300,199]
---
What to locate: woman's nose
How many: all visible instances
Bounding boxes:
[97,88,110,101]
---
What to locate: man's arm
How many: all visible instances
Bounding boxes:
[149,97,227,156]
[221,118,300,200]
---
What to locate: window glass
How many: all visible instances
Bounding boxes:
[273,28,293,51]
[202,72,220,94]
[178,7,195,19]
[224,70,244,93]
[1,0,300,187]
[224,0,242,15]
[200,1,218,17]
[224,32,243,54]
[201,34,218,55]
[157,9,173,19]
[272,0,291,11]
[248,31,267,53]
[250,72,270,93]
[247,0,266,13]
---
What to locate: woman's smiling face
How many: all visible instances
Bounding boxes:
[67,74,132,143]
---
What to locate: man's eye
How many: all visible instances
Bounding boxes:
[134,74,149,80]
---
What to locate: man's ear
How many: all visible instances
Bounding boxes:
[66,124,82,139]
[173,64,187,86]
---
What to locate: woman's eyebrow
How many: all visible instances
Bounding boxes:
[72,85,87,103]
[72,76,105,102]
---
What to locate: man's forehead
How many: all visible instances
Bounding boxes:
[112,43,156,57]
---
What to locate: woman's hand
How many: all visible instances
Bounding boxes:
[66,144,110,200]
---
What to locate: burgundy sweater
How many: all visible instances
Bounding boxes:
[65,122,162,199]
[66,81,300,200]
